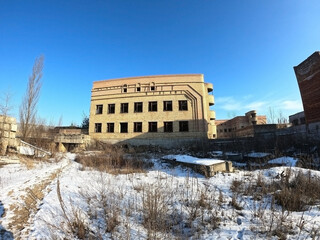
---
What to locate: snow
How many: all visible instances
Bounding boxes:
[245,152,271,158]
[0,152,320,239]
[162,154,225,166]
[268,156,298,166]
[19,146,34,155]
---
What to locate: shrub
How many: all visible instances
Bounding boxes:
[75,146,153,174]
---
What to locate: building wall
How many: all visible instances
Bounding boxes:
[89,74,216,146]
[0,115,18,155]
[216,110,267,139]
[294,51,320,124]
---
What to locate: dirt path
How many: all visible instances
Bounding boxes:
[2,158,72,239]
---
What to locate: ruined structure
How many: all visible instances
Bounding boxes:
[53,127,90,152]
[294,51,320,136]
[89,74,216,146]
[0,115,18,155]
[216,110,266,138]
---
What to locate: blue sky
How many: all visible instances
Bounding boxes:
[1,0,320,125]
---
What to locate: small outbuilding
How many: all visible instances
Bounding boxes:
[162,155,233,177]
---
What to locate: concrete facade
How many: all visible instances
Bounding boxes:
[0,115,18,155]
[216,110,266,138]
[89,74,216,146]
[53,127,90,152]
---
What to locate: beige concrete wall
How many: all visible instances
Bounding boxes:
[89,74,216,145]
[0,115,18,155]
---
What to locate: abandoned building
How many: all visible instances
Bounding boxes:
[294,51,320,138]
[216,110,267,138]
[0,115,18,155]
[89,74,216,146]
[53,126,90,152]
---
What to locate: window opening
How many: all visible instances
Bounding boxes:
[178,100,188,111]
[134,102,143,113]
[179,121,189,132]
[95,123,102,133]
[164,122,173,132]
[120,103,129,113]
[148,122,157,132]
[163,101,172,111]
[134,122,142,132]
[148,101,157,112]
[108,104,115,114]
[120,123,128,133]
[107,123,114,133]
[96,105,103,114]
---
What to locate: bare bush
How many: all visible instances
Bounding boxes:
[231,168,320,238]
[75,148,153,174]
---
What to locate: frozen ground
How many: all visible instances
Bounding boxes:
[0,153,319,239]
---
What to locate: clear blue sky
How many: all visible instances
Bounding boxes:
[1,0,320,125]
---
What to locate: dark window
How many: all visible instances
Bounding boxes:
[137,87,141,92]
[120,103,129,113]
[148,122,157,132]
[108,104,115,114]
[96,105,103,114]
[179,121,189,132]
[150,86,155,91]
[120,123,128,133]
[164,122,173,132]
[107,123,114,133]
[95,123,102,133]
[134,122,142,132]
[224,129,227,132]
[163,101,172,111]
[134,102,143,113]
[123,88,127,93]
[179,100,188,111]
[148,101,157,112]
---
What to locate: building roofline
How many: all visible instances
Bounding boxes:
[93,74,204,84]
[294,51,320,69]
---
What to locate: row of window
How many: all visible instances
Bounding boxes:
[95,100,188,114]
[94,121,189,133]
[122,85,155,93]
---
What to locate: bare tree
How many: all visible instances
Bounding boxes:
[0,90,14,117]
[267,107,276,124]
[19,55,44,140]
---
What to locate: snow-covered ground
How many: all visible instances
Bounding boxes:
[268,156,298,166]
[0,153,319,239]
[162,154,225,165]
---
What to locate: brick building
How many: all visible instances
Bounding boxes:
[89,74,216,146]
[216,110,266,138]
[294,51,320,136]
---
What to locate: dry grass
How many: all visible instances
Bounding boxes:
[75,145,153,174]
[231,169,320,212]
[7,168,62,239]
[231,168,320,239]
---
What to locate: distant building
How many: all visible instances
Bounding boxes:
[289,111,306,126]
[294,51,320,136]
[216,110,266,138]
[52,126,90,152]
[89,74,216,146]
